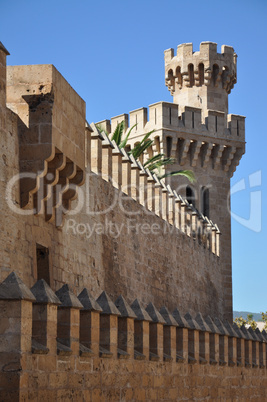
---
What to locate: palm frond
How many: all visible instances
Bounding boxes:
[130,139,153,159]
[158,170,196,183]
[111,121,125,145]
[119,124,137,149]
[143,153,165,167]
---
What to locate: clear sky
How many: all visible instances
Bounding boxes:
[1,0,266,313]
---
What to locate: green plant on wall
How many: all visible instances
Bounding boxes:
[97,121,195,183]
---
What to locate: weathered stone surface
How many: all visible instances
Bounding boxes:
[114,295,136,318]
[172,308,188,328]
[0,272,35,301]
[96,291,121,316]
[184,312,202,330]
[195,312,211,332]
[78,288,102,312]
[159,306,177,326]
[145,302,166,324]
[31,279,61,305]
[55,285,83,309]
[131,299,152,322]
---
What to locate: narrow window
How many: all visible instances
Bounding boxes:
[147,145,153,159]
[202,187,209,218]
[222,66,229,87]
[36,244,50,285]
[169,107,172,124]
[188,64,194,87]
[186,186,195,207]
[212,64,219,86]
[166,137,173,158]
[154,136,160,153]
[198,63,204,86]
[237,120,239,136]
[176,66,183,88]
[215,115,217,132]
[192,112,194,129]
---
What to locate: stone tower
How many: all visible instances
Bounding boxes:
[101,41,246,320]
[163,42,245,320]
[164,41,237,115]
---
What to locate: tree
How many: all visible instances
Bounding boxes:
[234,314,258,331]
[97,121,195,183]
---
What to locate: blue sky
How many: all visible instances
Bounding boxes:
[1,0,266,313]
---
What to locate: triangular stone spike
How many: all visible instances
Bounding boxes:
[31,279,61,305]
[129,154,139,168]
[195,312,211,332]
[159,306,178,326]
[90,122,103,139]
[0,42,10,55]
[172,308,188,328]
[184,312,202,331]
[114,295,137,318]
[131,299,152,322]
[247,326,260,341]
[204,315,221,334]
[232,322,246,338]
[78,288,102,312]
[222,320,237,337]
[120,147,131,161]
[213,317,230,336]
[261,330,267,342]
[0,271,35,301]
[55,284,83,309]
[145,302,166,324]
[255,328,265,342]
[85,120,93,131]
[101,130,112,146]
[203,315,216,333]
[96,291,121,316]
[240,325,254,340]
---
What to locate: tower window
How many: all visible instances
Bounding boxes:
[198,63,204,86]
[176,66,183,88]
[212,64,219,86]
[186,186,195,207]
[166,137,172,158]
[154,136,160,153]
[188,64,195,87]
[201,187,210,218]
[36,244,50,285]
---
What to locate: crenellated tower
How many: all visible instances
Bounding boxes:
[164,42,237,116]
[96,41,245,321]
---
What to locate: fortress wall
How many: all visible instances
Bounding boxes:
[0,274,267,401]
[0,62,225,319]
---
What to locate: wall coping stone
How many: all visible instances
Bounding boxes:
[0,271,36,301]
[114,295,137,318]
[55,284,83,309]
[31,279,61,305]
[78,288,102,312]
[96,291,121,316]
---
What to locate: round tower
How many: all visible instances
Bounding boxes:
[164,42,237,116]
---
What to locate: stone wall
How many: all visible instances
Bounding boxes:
[0,273,266,401]
[0,52,226,319]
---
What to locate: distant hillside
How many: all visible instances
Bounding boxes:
[233,311,263,322]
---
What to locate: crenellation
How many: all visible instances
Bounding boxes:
[0,40,254,398]
[129,106,147,132]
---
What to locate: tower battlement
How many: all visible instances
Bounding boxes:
[165,42,237,114]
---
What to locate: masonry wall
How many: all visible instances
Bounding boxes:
[0,59,225,319]
[0,274,267,402]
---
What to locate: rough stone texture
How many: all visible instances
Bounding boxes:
[0,40,255,399]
